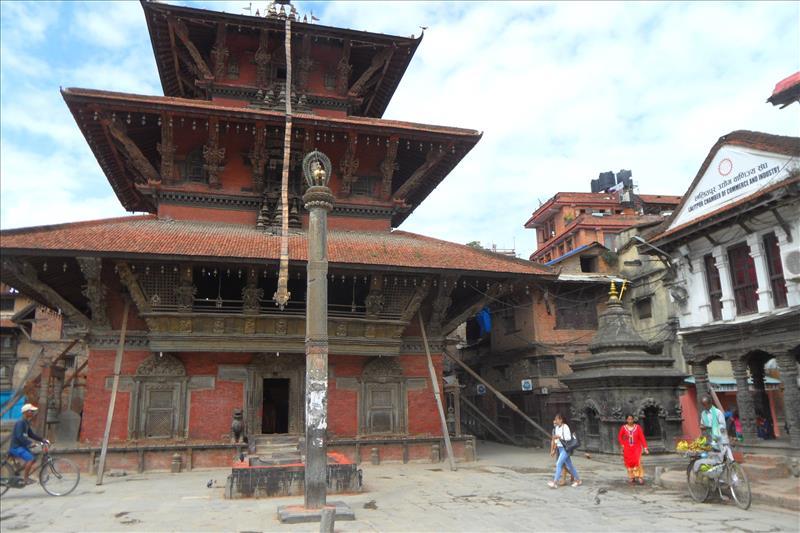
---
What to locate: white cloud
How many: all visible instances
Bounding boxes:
[1,0,798,264]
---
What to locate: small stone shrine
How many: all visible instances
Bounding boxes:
[562,283,686,454]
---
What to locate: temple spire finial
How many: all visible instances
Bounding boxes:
[608,281,619,301]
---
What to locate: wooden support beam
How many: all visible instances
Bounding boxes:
[348,47,392,97]
[737,220,753,234]
[443,348,552,440]
[380,136,399,199]
[440,282,510,336]
[116,262,152,315]
[96,299,130,486]
[419,315,456,471]
[210,21,228,81]
[170,17,213,80]
[399,282,431,323]
[772,208,793,242]
[168,18,185,97]
[428,275,457,337]
[1,258,91,329]
[460,396,519,446]
[104,118,161,184]
[336,39,351,95]
[365,46,396,114]
[77,257,111,330]
[392,147,447,202]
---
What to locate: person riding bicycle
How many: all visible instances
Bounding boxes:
[9,404,49,485]
[699,395,733,462]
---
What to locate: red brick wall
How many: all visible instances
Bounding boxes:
[80,349,150,444]
[401,354,442,436]
[183,352,251,440]
[328,355,364,437]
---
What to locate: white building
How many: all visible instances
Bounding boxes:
[650,130,800,450]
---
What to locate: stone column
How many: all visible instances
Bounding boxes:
[302,151,334,510]
[691,362,711,413]
[746,234,773,314]
[731,358,757,442]
[775,227,800,307]
[690,256,714,324]
[749,361,770,423]
[776,353,800,448]
[712,246,736,321]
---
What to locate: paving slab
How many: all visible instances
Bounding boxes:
[0,441,798,532]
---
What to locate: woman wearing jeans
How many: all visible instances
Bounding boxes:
[548,413,581,488]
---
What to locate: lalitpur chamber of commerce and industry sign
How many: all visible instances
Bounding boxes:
[0,0,556,492]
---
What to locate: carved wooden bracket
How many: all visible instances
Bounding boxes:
[210,21,228,81]
[203,117,225,188]
[339,132,360,196]
[116,262,152,315]
[380,136,399,199]
[428,275,458,336]
[400,281,431,323]
[297,34,313,92]
[1,258,91,329]
[157,114,175,183]
[170,17,213,80]
[250,122,267,193]
[104,117,160,185]
[348,47,393,98]
[392,147,447,201]
[336,39,352,96]
[77,257,111,330]
[254,29,272,89]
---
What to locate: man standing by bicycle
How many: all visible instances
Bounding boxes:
[9,404,48,485]
[699,395,733,461]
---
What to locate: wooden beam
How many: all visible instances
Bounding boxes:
[772,208,793,242]
[77,257,111,330]
[440,282,511,335]
[399,282,431,323]
[443,348,552,440]
[365,46,396,114]
[104,118,161,184]
[116,262,152,315]
[336,39,351,95]
[419,314,456,471]
[460,396,519,446]
[96,299,129,486]
[168,17,185,97]
[348,47,393,98]
[428,275,457,336]
[170,17,213,80]
[1,258,91,329]
[392,147,447,202]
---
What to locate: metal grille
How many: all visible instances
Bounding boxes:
[138,267,180,309]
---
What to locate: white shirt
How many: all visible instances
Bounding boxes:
[554,423,571,447]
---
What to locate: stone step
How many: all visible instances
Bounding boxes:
[742,462,791,482]
[743,453,788,466]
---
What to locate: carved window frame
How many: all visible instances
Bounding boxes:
[128,353,189,440]
[358,357,408,436]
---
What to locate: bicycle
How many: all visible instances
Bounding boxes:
[0,444,80,497]
[685,443,751,510]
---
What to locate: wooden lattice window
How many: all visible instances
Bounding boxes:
[359,357,407,436]
[763,232,787,308]
[537,357,557,377]
[351,176,379,197]
[144,388,176,438]
[184,148,205,182]
[138,266,180,309]
[704,254,723,321]
[728,243,758,315]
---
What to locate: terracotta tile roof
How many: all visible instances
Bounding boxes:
[767,71,800,107]
[637,194,681,205]
[651,130,800,245]
[1,216,553,276]
[0,319,16,329]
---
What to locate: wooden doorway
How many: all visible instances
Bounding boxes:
[262,378,290,434]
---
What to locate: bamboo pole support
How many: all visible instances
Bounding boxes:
[419,315,456,471]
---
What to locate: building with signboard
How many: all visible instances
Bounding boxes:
[649,130,800,450]
[0,1,556,470]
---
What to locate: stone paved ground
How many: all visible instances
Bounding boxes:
[1,441,798,532]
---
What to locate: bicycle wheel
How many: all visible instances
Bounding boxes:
[1,461,16,496]
[686,461,710,503]
[726,462,751,510]
[39,457,80,496]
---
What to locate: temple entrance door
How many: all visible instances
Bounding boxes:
[262,378,290,434]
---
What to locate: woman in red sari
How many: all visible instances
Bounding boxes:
[618,414,649,484]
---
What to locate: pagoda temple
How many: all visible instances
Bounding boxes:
[0,1,553,469]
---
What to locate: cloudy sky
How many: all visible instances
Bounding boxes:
[1,1,798,259]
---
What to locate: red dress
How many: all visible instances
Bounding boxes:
[618,424,647,468]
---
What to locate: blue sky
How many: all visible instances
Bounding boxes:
[1,1,798,259]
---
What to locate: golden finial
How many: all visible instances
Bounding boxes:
[609,281,618,300]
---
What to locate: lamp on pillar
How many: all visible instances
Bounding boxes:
[301,150,334,510]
